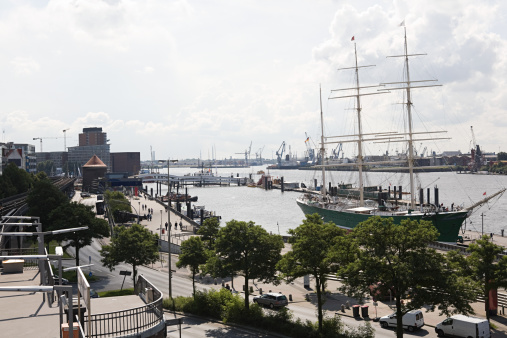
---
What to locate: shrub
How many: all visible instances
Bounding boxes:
[163,290,374,337]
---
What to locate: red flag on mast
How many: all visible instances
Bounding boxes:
[351,36,355,41]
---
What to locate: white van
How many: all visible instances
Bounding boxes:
[435,315,490,338]
[379,309,424,332]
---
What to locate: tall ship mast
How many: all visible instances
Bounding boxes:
[296,30,505,242]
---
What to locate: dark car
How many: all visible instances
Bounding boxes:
[252,292,288,309]
[53,275,69,285]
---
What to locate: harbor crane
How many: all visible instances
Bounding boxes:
[33,136,63,152]
[276,141,286,165]
[304,132,317,163]
[331,143,343,159]
[255,145,265,165]
[470,126,482,172]
[235,141,252,165]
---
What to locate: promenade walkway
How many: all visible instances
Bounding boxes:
[118,192,507,336]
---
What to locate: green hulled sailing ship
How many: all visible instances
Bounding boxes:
[297,28,504,242]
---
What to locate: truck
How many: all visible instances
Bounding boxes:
[435,315,490,338]
[379,309,424,332]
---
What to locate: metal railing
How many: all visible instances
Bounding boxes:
[0,247,39,269]
[84,275,164,338]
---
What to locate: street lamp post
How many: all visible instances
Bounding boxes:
[162,159,178,300]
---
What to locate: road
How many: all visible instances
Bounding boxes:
[68,195,439,337]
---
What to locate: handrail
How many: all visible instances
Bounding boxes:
[84,275,164,338]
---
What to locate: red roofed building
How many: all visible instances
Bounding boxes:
[82,155,108,192]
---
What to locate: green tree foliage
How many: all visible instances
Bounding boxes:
[0,162,34,198]
[104,191,133,222]
[26,177,68,248]
[36,160,55,176]
[465,235,507,321]
[498,152,507,161]
[214,219,284,310]
[100,224,159,285]
[197,217,220,250]
[277,213,350,332]
[176,236,207,298]
[340,217,478,338]
[50,202,110,267]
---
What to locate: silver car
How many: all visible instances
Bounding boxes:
[252,292,288,309]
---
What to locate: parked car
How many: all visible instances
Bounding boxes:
[53,275,69,285]
[90,289,99,298]
[97,194,104,200]
[81,192,91,198]
[252,292,288,309]
[379,309,424,332]
[435,315,490,338]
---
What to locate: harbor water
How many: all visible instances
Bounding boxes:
[146,165,507,237]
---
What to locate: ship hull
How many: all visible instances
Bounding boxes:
[296,200,467,242]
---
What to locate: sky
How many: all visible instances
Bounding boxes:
[1,0,506,161]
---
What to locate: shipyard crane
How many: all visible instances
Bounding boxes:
[33,136,63,152]
[470,126,482,172]
[304,132,317,163]
[331,143,343,159]
[235,141,253,165]
[276,141,286,165]
[255,145,265,165]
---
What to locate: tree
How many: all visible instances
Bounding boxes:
[50,202,110,267]
[277,214,350,332]
[197,217,220,250]
[340,217,478,338]
[465,235,507,321]
[104,191,133,222]
[100,224,159,285]
[26,177,68,249]
[214,219,284,310]
[498,152,507,161]
[176,236,207,298]
[0,162,33,198]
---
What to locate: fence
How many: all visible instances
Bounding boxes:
[84,275,164,338]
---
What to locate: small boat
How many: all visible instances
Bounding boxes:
[162,193,198,202]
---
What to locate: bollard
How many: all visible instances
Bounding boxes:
[259,288,263,295]
[289,294,292,301]
[341,304,345,312]
[346,301,350,309]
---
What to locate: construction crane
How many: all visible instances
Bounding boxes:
[470,126,482,172]
[63,128,70,151]
[276,141,286,165]
[33,136,63,152]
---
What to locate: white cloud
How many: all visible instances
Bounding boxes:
[11,57,40,75]
[1,0,507,160]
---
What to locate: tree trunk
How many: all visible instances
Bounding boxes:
[133,264,137,288]
[192,271,196,298]
[244,275,249,310]
[395,295,403,338]
[316,276,323,332]
[75,245,80,269]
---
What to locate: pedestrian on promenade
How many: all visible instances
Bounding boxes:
[165,222,168,230]
[179,220,182,229]
[174,222,178,230]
